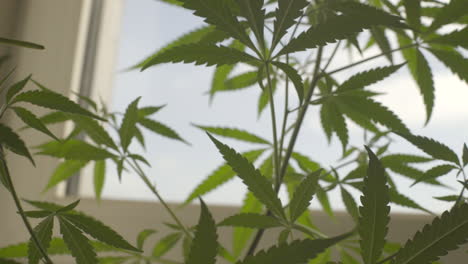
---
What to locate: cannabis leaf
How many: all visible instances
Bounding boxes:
[289,170,320,222]
[44,160,88,191]
[12,107,58,141]
[403,0,421,31]
[120,97,140,152]
[58,217,97,264]
[218,213,282,228]
[271,0,309,51]
[237,0,265,47]
[186,199,218,264]
[0,124,34,164]
[136,229,157,250]
[6,75,30,103]
[359,147,390,264]
[152,233,182,257]
[428,48,468,84]
[427,0,468,32]
[37,140,114,160]
[139,118,187,144]
[70,115,118,150]
[28,216,53,264]
[430,26,468,49]
[272,61,304,103]
[411,164,457,187]
[337,64,404,92]
[194,124,270,145]
[93,160,106,200]
[392,203,468,264]
[208,134,286,219]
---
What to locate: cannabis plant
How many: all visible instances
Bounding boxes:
[1,0,468,263]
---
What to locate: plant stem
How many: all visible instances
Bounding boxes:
[264,63,281,187]
[125,158,192,238]
[0,147,53,264]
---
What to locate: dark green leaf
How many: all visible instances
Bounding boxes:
[94,160,106,200]
[58,217,97,264]
[429,48,468,84]
[194,124,270,145]
[392,203,468,264]
[272,61,304,102]
[208,134,286,219]
[389,188,432,214]
[359,147,390,264]
[0,37,44,49]
[44,160,88,191]
[370,26,393,63]
[341,187,359,221]
[380,154,433,164]
[12,107,58,140]
[433,195,459,202]
[152,232,182,257]
[427,0,468,32]
[337,64,404,92]
[289,170,320,222]
[0,68,15,95]
[279,3,407,55]
[141,44,257,70]
[271,0,309,50]
[119,97,140,152]
[394,133,460,165]
[56,200,81,214]
[12,90,103,120]
[403,0,421,31]
[0,124,34,164]
[6,75,30,103]
[61,213,140,252]
[463,143,468,167]
[28,216,53,264]
[219,213,282,228]
[237,0,265,46]
[187,199,218,264]
[430,26,468,49]
[316,186,333,218]
[139,118,187,144]
[23,210,51,218]
[70,115,118,150]
[181,0,254,49]
[323,102,348,150]
[137,229,157,250]
[238,233,350,264]
[411,164,456,187]
[37,140,114,160]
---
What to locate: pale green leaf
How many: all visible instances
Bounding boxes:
[316,186,333,218]
[37,140,114,160]
[44,160,88,191]
[380,154,433,164]
[119,97,140,152]
[93,160,106,201]
[152,233,182,257]
[61,213,140,252]
[139,118,188,144]
[0,124,34,165]
[70,115,118,150]
[392,203,468,264]
[186,199,218,264]
[359,147,390,264]
[0,37,44,49]
[289,170,321,222]
[137,229,157,250]
[291,152,320,173]
[219,213,282,228]
[223,71,258,91]
[28,216,53,264]
[58,217,98,264]
[394,133,460,165]
[194,124,270,145]
[208,134,286,219]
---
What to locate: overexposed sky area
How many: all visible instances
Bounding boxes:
[81,0,468,214]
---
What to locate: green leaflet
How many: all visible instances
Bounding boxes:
[180,0,255,49]
[394,133,460,165]
[209,134,286,219]
[289,170,320,222]
[223,71,258,91]
[138,118,188,144]
[152,232,182,257]
[388,188,432,214]
[0,68,15,95]
[194,124,270,145]
[93,160,106,201]
[430,26,468,49]
[316,185,334,218]
[411,164,457,187]
[0,157,10,191]
[138,105,166,118]
[433,195,459,202]
[323,101,348,150]
[218,213,282,228]
[341,187,359,222]
[271,0,309,51]
[12,90,103,121]
[12,107,58,141]
[119,97,140,152]
[272,61,304,103]
[36,112,70,126]
[60,213,140,252]
[28,216,53,264]
[70,115,118,150]
[403,0,421,31]
[291,152,320,173]
[136,229,157,250]
[0,37,44,49]
[427,0,468,32]
[233,191,263,257]
[133,25,229,69]
[380,154,433,164]
[309,248,331,264]
[384,162,442,186]
[359,147,390,264]
[463,143,468,167]
[56,200,81,214]
[0,124,34,164]
[44,160,88,191]
[278,2,407,56]
[369,26,393,63]
[58,217,98,264]
[392,203,468,264]
[186,200,218,264]
[237,0,265,47]
[6,75,31,103]
[141,43,257,70]
[37,139,114,160]
[336,95,409,133]
[238,233,350,264]
[337,64,404,92]
[428,48,468,84]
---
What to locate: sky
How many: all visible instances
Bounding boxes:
[80,0,468,214]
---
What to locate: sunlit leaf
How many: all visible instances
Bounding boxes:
[44,160,88,191]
